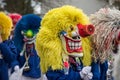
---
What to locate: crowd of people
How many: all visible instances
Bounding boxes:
[0,5,120,80]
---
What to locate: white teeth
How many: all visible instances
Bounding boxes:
[75,43,79,47]
[71,42,74,46]
[68,40,72,47]
[68,40,82,50]
[68,42,71,46]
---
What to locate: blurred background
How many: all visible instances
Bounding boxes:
[0,0,120,16]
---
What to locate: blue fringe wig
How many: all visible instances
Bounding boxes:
[13,14,42,52]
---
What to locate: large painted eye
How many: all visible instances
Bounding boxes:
[26,30,34,38]
[70,26,74,31]
[67,26,74,32]
[70,27,74,31]
[21,30,34,38]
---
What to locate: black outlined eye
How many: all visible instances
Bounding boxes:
[70,26,74,31]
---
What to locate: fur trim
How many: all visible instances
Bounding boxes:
[0,12,13,41]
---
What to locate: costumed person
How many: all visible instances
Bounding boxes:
[35,5,99,80]
[13,14,42,80]
[7,13,22,76]
[8,13,22,39]
[0,12,19,80]
[90,8,120,80]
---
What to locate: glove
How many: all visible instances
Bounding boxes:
[80,66,93,80]
[10,65,22,80]
[14,65,20,72]
[107,69,112,75]
[83,72,93,80]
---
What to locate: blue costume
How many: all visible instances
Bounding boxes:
[17,46,41,78]
[92,61,108,80]
[5,39,19,69]
[46,57,108,80]
[0,40,18,80]
[13,14,41,79]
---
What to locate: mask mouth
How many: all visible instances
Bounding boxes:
[23,35,36,44]
[63,35,83,53]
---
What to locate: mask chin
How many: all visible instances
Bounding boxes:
[68,53,83,57]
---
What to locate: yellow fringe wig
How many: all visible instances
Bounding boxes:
[0,12,13,41]
[36,5,92,73]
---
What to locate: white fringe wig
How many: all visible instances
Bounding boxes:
[90,8,120,63]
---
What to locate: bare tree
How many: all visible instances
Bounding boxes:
[40,0,71,16]
[3,0,33,15]
[106,0,120,9]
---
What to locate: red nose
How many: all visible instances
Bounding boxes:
[77,24,95,37]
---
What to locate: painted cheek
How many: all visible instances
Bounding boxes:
[67,32,72,37]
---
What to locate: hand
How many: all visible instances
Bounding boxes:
[81,66,91,75]
[83,72,93,80]
[14,65,20,72]
[107,69,112,75]
[80,66,93,79]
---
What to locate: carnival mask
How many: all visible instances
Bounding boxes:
[60,24,94,57]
